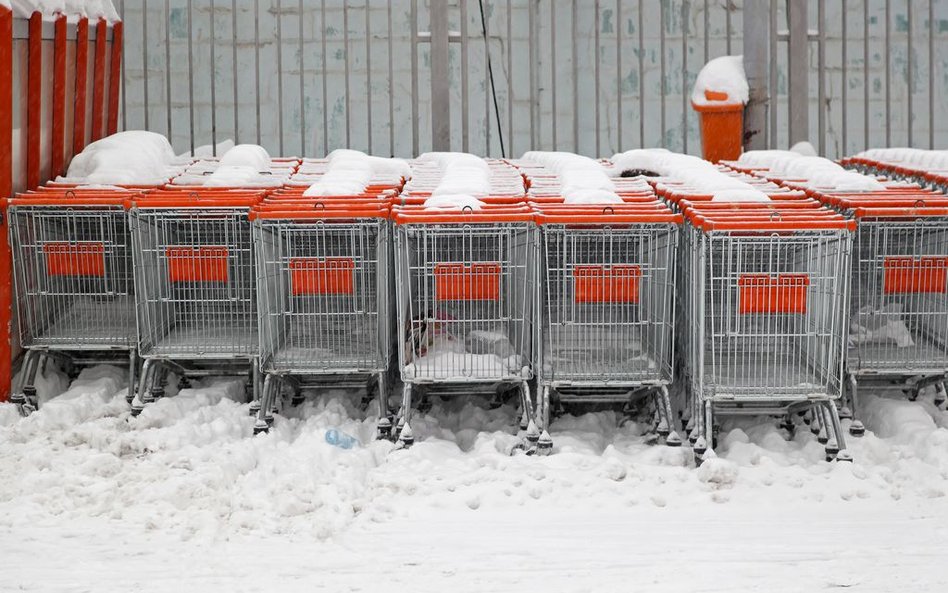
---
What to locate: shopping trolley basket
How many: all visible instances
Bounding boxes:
[8,191,139,413]
[682,207,855,463]
[815,195,948,436]
[392,207,536,448]
[251,203,394,435]
[534,205,682,452]
[129,191,263,415]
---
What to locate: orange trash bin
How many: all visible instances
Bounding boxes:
[692,89,744,163]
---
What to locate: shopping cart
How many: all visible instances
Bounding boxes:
[8,191,139,414]
[251,203,394,435]
[682,206,854,463]
[534,205,682,451]
[129,191,263,415]
[810,194,948,435]
[392,207,537,448]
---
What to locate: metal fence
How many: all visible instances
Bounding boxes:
[116,0,947,159]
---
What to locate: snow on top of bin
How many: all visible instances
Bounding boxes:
[691,55,748,106]
[11,0,119,22]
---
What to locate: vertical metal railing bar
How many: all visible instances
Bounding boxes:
[387,0,394,156]
[550,2,557,149]
[276,0,285,157]
[143,0,150,130]
[929,0,934,149]
[254,0,261,146]
[660,0,666,148]
[299,0,305,156]
[616,0,622,151]
[164,0,172,143]
[571,0,578,153]
[120,0,126,130]
[365,0,372,155]
[726,0,732,53]
[187,0,195,154]
[841,0,847,154]
[638,0,644,147]
[231,0,238,145]
[461,0,470,153]
[343,1,351,149]
[506,0,513,156]
[410,0,418,156]
[818,0,825,156]
[884,0,890,146]
[863,0,868,150]
[210,0,218,155]
[595,0,602,156]
[484,0,491,155]
[529,0,536,150]
[769,0,777,148]
[906,0,912,147]
[681,0,688,153]
[321,0,329,154]
[703,0,709,63]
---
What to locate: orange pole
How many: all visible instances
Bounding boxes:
[91,18,107,142]
[73,18,89,156]
[107,21,123,135]
[27,12,42,189]
[51,15,67,177]
[0,6,12,402]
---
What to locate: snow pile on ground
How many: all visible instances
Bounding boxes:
[302,150,409,196]
[60,131,181,185]
[11,0,119,21]
[691,55,748,106]
[740,152,886,191]
[2,364,948,589]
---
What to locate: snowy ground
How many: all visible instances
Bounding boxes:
[2,364,948,592]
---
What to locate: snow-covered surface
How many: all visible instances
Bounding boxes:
[737,151,887,191]
[11,0,119,22]
[302,150,408,196]
[691,55,748,106]
[520,151,623,203]
[423,193,486,210]
[856,148,948,171]
[3,364,948,591]
[402,153,525,198]
[59,131,184,185]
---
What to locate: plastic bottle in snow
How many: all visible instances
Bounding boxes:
[325,428,360,449]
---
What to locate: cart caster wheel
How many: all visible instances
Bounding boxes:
[838,406,853,420]
[291,395,304,407]
[264,414,274,427]
[10,392,26,406]
[130,404,144,417]
[835,449,853,462]
[376,417,393,441]
[125,392,135,405]
[536,430,553,456]
[253,422,269,436]
[824,443,839,462]
[177,378,191,391]
[688,426,699,445]
[665,431,682,447]
[397,423,414,448]
[848,421,865,437]
[817,428,828,445]
[249,402,261,417]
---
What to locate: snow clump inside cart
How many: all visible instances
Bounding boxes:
[57,130,185,186]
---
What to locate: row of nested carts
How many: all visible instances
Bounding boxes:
[7,147,948,461]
